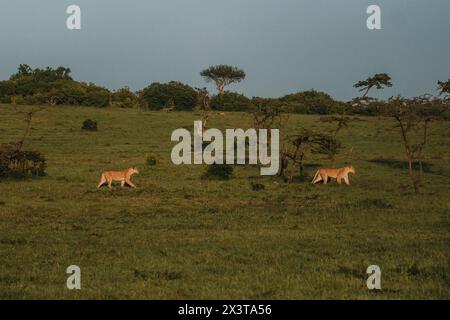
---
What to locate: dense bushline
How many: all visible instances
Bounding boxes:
[210,91,254,111]
[0,64,110,107]
[1,64,448,118]
[140,81,197,110]
[278,90,347,114]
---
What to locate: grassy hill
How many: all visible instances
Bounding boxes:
[0,104,449,299]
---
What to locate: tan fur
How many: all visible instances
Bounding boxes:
[312,166,356,185]
[97,167,139,189]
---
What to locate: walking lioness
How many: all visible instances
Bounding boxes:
[312,166,356,185]
[97,167,139,189]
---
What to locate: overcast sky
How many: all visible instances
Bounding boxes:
[1,0,449,100]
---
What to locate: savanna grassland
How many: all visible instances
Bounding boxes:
[0,104,449,299]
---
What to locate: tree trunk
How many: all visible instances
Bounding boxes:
[216,83,225,95]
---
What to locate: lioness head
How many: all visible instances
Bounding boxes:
[131,166,139,175]
[348,165,356,174]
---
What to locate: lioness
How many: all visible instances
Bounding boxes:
[312,166,356,185]
[97,167,139,189]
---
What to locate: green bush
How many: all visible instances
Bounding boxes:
[0,144,46,179]
[82,119,98,131]
[279,90,343,114]
[111,86,138,108]
[83,84,111,107]
[210,91,254,111]
[140,81,197,110]
[0,64,111,107]
[146,155,157,166]
[251,182,265,191]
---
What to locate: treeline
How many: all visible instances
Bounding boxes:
[0,65,110,107]
[0,64,449,117]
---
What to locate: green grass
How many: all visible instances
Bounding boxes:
[0,104,449,299]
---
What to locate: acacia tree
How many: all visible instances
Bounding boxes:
[280,130,312,182]
[1,106,47,178]
[195,87,212,136]
[387,95,443,193]
[248,101,291,179]
[278,129,341,182]
[249,100,344,182]
[200,65,246,95]
[14,106,46,150]
[354,73,392,98]
[251,104,285,131]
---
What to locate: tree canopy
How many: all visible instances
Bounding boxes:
[200,65,246,95]
[140,81,197,110]
[353,73,392,97]
[279,90,345,114]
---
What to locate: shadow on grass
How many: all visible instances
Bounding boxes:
[367,158,433,173]
[276,163,323,184]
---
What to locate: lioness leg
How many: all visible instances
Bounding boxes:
[337,176,342,185]
[107,178,113,189]
[312,171,322,184]
[125,179,136,189]
[121,180,125,188]
[344,176,350,185]
[97,174,106,188]
[322,173,328,184]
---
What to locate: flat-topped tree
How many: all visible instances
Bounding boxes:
[200,65,246,95]
[353,73,392,98]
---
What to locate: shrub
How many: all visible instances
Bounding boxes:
[0,143,46,179]
[146,155,157,166]
[140,81,197,110]
[111,86,138,108]
[202,164,233,180]
[82,119,98,131]
[83,84,110,107]
[0,80,16,103]
[279,90,343,114]
[251,182,265,191]
[210,91,254,111]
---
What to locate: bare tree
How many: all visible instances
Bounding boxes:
[195,87,212,137]
[280,130,312,182]
[251,103,289,131]
[388,95,443,193]
[1,106,47,178]
[13,106,46,150]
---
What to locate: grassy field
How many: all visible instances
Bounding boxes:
[0,104,449,299]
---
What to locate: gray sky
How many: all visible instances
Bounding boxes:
[1,0,449,100]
